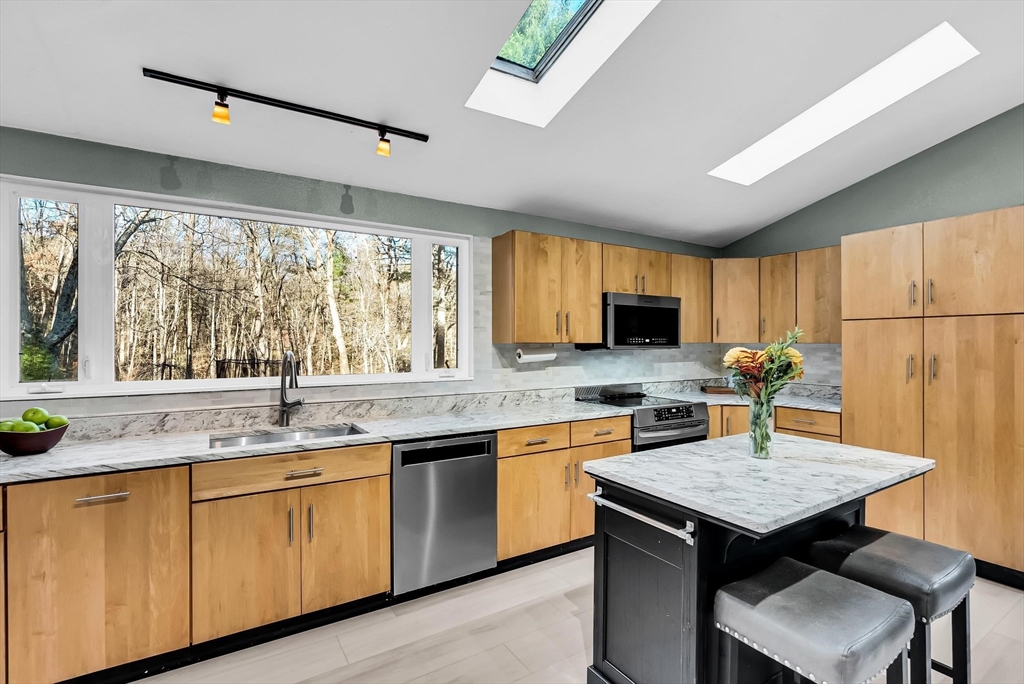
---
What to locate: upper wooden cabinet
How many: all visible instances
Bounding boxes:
[796,246,842,343]
[492,231,602,344]
[842,223,923,320]
[7,468,191,683]
[713,258,760,342]
[759,253,796,342]
[923,206,1024,316]
[671,254,712,343]
[602,245,672,296]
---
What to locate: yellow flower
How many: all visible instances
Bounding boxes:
[784,348,803,366]
[723,347,750,368]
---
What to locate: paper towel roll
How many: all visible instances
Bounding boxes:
[516,349,557,364]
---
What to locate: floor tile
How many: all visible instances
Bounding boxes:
[408,645,529,683]
[993,596,1024,642]
[513,650,590,684]
[505,610,593,673]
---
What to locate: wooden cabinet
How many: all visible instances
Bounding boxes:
[602,245,672,296]
[759,253,796,342]
[671,254,712,343]
[841,223,923,319]
[713,258,759,342]
[796,246,842,343]
[842,318,924,538]
[570,416,631,447]
[570,440,632,539]
[493,231,603,343]
[7,468,190,683]
[924,315,1024,571]
[775,407,840,438]
[707,405,722,438]
[722,405,749,437]
[1,530,5,684]
[301,476,391,613]
[923,206,1024,316]
[498,449,572,560]
[192,489,302,642]
[776,428,841,443]
[498,422,571,457]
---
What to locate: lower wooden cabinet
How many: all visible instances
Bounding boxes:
[498,449,572,560]
[6,468,191,683]
[708,405,722,438]
[1,530,5,684]
[776,428,841,443]
[569,440,632,540]
[722,405,749,437]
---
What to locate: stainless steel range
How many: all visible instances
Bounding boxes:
[577,384,710,451]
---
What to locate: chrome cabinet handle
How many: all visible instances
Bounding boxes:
[594,428,615,436]
[907,353,914,380]
[928,278,934,305]
[642,274,647,293]
[910,280,917,308]
[791,418,817,425]
[289,506,294,544]
[565,311,570,337]
[930,354,937,382]
[590,488,695,546]
[564,462,570,487]
[574,460,580,486]
[525,437,550,446]
[309,503,314,542]
[75,491,130,504]
[285,467,324,479]
[555,310,561,335]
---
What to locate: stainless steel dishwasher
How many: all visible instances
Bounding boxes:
[392,433,497,595]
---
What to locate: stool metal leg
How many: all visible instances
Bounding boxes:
[951,595,971,684]
[910,620,932,684]
[719,631,739,684]
[887,648,908,684]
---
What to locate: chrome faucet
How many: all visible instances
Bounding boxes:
[279,351,304,426]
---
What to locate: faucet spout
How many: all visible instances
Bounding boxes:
[279,351,304,426]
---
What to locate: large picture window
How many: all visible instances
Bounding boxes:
[1,180,471,397]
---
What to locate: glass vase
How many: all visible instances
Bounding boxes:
[748,396,774,459]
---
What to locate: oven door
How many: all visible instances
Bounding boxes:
[605,293,680,349]
[633,422,708,451]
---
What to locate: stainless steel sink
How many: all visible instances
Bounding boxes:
[209,424,367,449]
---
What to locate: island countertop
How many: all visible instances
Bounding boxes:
[584,433,932,537]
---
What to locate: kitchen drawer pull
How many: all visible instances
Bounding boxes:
[309,503,314,542]
[525,437,550,446]
[907,353,914,380]
[590,488,694,545]
[791,418,817,425]
[910,280,917,307]
[930,354,937,382]
[555,310,561,335]
[928,278,934,305]
[565,311,570,337]
[716,318,720,338]
[285,467,324,479]
[75,491,130,504]
[289,506,294,544]
[726,416,731,434]
[594,428,616,436]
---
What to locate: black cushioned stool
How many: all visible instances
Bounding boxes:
[715,557,915,684]
[809,525,976,684]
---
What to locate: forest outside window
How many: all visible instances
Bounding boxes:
[1,180,472,397]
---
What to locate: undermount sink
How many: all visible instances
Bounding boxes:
[209,423,367,449]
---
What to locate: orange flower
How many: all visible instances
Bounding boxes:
[723,347,750,368]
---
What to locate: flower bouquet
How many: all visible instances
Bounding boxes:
[722,329,804,459]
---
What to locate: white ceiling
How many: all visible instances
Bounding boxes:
[1,1,1021,247]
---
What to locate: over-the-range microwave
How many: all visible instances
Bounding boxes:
[576,292,681,350]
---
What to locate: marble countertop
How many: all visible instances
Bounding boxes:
[0,402,634,484]
[584,433,931,537]
[658,392,841,413]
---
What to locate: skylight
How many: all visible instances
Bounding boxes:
[708,21,980,186]
[493,0,603,82]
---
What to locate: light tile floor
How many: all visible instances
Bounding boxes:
[142,548,1023,684]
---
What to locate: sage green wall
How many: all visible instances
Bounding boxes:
[722,104,1024,257]
[0,126,719,257]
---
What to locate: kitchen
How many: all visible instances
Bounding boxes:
[0,1,1022,683]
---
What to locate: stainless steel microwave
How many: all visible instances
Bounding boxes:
[599,292,681,349]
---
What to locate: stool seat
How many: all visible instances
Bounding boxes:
[808,525,975,622]
[715,557,915,684]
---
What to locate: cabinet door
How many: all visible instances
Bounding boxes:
[1,531,5,684]
[671,254,712,343]
[707,405,723,439]
[301,476,391,613]
[759,253,796,342]
[639,249,672,296]
[562,238,604,343]
[722,405,749,436]
[498,449,571,560]
[570,440,632,540]
[713,258,760,342]
[842,319,924,538]
[7,468,190,683]
[796,246,842,343]
[192,489,302,642]
[924,315,1024,570]
[841,223,923,319]
[924,206,1024,316]
[603,244,639,294]
[514,232,563,343]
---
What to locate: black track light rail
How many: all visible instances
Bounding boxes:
[142,68,429,143]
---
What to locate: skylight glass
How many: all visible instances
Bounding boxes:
[493,0,602,82]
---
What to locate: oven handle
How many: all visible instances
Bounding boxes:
[589,487,695,545]
[635,427,702,439]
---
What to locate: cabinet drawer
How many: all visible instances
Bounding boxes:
[571,416,632,447]
[776,428,841,443]
[775,408,840,437]
[498,423,570,458]
[192,443,390,501]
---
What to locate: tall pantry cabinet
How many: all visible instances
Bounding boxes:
[841,206,1024,571]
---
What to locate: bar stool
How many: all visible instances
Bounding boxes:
[809,526,975,684]
[715,557,915,684]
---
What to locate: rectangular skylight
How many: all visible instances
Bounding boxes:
[493,0,603,82]
[708,22,980,186]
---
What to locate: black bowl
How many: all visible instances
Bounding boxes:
[0,423,69,456]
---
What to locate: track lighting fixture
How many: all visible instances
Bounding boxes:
[376,128,391,158]
[143,68,429,154]
[211,88,230,125]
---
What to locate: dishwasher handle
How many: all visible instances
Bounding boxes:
[394,433,497,467]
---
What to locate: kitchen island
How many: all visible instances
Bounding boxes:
[582,433,933,684]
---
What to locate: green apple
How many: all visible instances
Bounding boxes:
[45,415,69,429]
[22,407,50,425]
[11,420,40,433]
[0,420,15,432]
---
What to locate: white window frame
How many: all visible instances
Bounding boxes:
[0,175,473,399]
